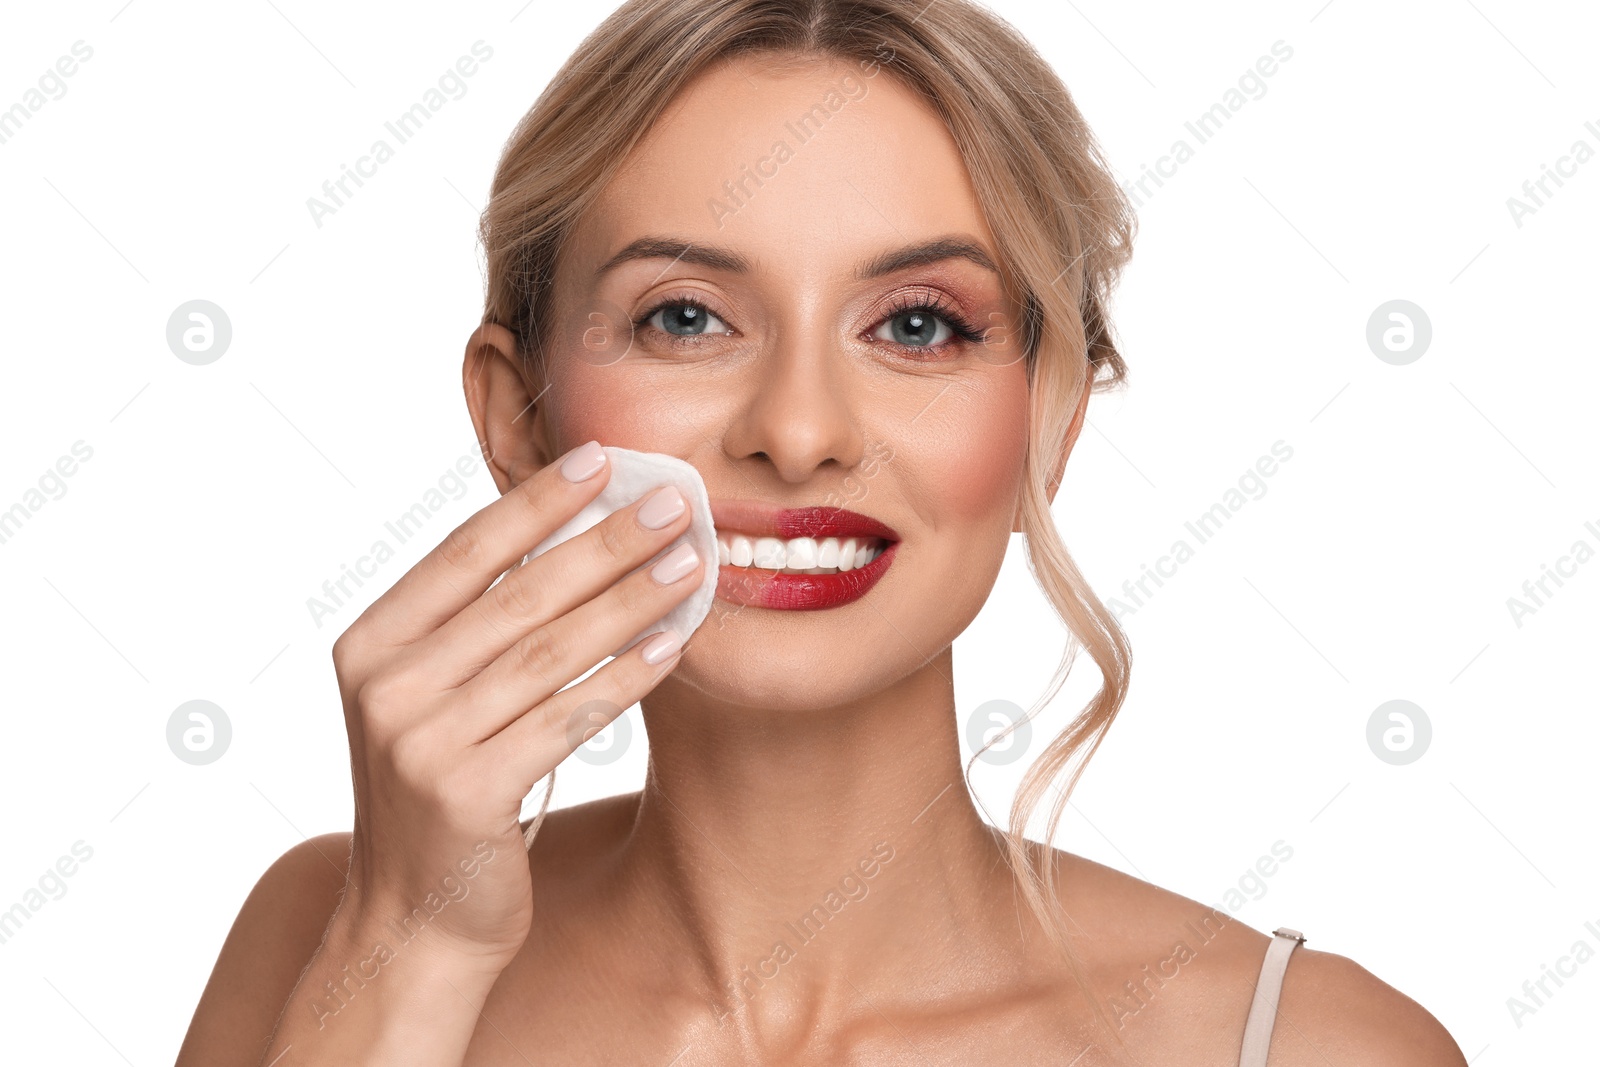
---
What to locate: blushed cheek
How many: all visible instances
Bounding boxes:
[541,363,678,454]
[911,376,1030,533]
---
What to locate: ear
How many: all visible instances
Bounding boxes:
[1012,371,1092,534]
[462,322,553,496]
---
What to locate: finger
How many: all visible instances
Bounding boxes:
[420,482,695,686]
[353,440,613,649]
[475,625,687,797]
[454,539,704,740]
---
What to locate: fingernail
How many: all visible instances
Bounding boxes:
[637,485,686,529]
[560,441,607,482]
[641,629,683,665]
[650,542,699,585]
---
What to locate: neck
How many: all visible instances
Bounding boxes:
[613,645,1041,1031]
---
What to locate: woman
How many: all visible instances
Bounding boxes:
[178,0,1467,1062]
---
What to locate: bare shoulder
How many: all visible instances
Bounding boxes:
[176,798,637,1066]
[1270,945,1468,1066]
[175,831,353,1067]
[1049,850,1466,1066]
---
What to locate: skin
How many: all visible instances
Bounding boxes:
[177,54,1468,1066]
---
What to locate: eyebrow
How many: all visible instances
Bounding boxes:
[593,234,1001,281]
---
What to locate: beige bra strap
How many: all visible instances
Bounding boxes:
[1237,927,1306,1067]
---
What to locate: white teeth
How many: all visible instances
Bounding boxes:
[785,537,818,569]
[816,538,840,568]
[751,537,786,568]
[716,531,885,573]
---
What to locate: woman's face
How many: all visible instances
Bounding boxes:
[536,52,1045,710]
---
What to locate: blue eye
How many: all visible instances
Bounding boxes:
[872,298,986,355]
[875,308,955,348]
[639,300,731,337]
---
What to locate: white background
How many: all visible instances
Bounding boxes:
[1,0,1595,1061]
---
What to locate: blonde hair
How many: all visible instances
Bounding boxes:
[482,0,1135,1041]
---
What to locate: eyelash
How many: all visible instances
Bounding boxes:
[632,288,986,358]
[880,289,988,352]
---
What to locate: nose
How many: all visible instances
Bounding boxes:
[721,319,863,484]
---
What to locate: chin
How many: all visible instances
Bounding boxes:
[656,630,890,714]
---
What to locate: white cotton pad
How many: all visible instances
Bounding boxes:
[522,446,718,659]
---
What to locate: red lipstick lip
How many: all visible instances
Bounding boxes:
[715,540,899,610]
[708,500,900,543]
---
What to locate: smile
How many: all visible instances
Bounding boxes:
[714,532,889,574]
[707,500,900,610]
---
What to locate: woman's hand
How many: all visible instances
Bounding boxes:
[252,440,703,1065]
[331,439,701,964]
